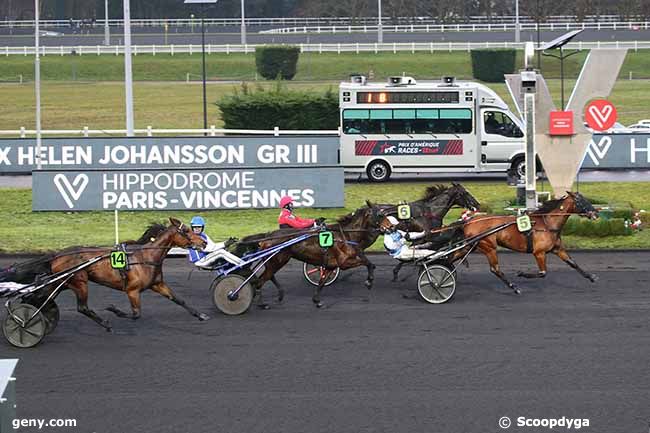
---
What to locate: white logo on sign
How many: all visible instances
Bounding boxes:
[53,174,89,209]
[587,104,614,130]
[586,136,612,166]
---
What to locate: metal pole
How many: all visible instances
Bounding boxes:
[536,0,541,69]
[240,0,246,45]
[560,48,565,110]
[35,0,42,171]
[515,0,520,43]
[104,0,110,46]
[524,92,537,209]
[123,0,134,135]
[377,0,383,44]
[201,6,207,133]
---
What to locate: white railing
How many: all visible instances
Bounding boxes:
[262,21,650,34]
[0,127,340,138]
[0,15,644,28]
[2,40,647,57]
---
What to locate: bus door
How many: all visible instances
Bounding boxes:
[479,109,525,165]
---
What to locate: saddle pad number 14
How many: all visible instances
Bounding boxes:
[318,231,334,248]
[516,215,532,232]
[110,251,128,269]
[397,205,411,220]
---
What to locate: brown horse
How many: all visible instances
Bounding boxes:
[36,218,208,331]
[238,203,392,308]
[461,192,599,294]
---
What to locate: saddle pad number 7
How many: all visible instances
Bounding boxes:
[516,215,532,232]
[110,251,128,269]
[397,205,411,220]
[318,231,334,248]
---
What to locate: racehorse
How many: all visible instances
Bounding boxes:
[461,192,599,294]
[19,218,208,332]
[379,183,481,281]
[236,203,392,308]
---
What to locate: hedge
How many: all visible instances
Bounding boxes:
[255,46,300,80]
[217,83,339,130]
[470,48,517,82]
[562,216,633,237]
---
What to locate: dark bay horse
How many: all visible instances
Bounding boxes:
[24,218,208,331]
[380,183,481,281]
[237,203,391,308]
[461,192,598,294]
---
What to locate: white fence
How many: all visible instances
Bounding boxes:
[262,21,650,34]
[2,40,648,57]
[0,15,644,28]
[0,127,340,138]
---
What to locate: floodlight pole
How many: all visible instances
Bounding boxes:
[240,0,246,45]
[524,91,536,209]
[34,0,42,171]
[201,4,208,133]
[120,0,135,244]
[515,0,520,43]
[104,0,110,46]
[536,0,541,69]
[377,0,383,44]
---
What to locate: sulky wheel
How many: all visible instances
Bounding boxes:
[302,263,340,287]
[24,299,60,335]
[211,274,254,316]
[417,264,456,304]
[2,303,47,348]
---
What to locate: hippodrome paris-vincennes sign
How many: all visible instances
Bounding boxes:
[27,136,343,211]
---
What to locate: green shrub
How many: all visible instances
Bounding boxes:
[562,216,632,237]
[470,48,517,82]
[255,46,300,80]
[218,83,339,129]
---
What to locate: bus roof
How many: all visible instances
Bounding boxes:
[340,77,510,110]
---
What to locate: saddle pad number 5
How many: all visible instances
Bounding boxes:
[516,215,532,232]
[110,251,128,269]
[397,205,411,220]
[318,231,334,248]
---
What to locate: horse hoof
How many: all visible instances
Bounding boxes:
[257,303,270,310]
[513,288,521,295]
[364,281,373,289]
[315,302,324,308]
[198,313,210,321]
[589,274,599,283]
[516,271,524,277]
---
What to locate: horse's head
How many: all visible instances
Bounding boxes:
[365,200,393,233]
[567,192,598,219]
[168,217,208,250]
[450,182,481,212]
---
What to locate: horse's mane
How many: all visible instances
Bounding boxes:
[336,208,363,225]
[423,185,450,200]
[125,223,168,245]
[533,196,567,214]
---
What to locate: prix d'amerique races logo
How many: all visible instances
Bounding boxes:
[355,140,463,156]
[53,174,89,209]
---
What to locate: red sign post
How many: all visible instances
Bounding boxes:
[549,111,574,136]
[585,100,617,132]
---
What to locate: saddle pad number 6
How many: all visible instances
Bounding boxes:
[397,205,411,220]
[110,251,128,269]
[516,215,532,232]
[318,231,334,248]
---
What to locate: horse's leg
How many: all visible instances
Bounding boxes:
[270,275,285,303]
[106,289,141,320]
[255,253,291,309]
[150,282,210,321]
[67,279,112,332]
[479,244,521,294]
[554,247,598,282]
[392,261,404,282]
[358,250,376,289]
[517,250,548,279]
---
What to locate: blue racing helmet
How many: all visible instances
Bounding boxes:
[190,216,205,227]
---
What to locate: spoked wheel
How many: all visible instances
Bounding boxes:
[303,263,340,287]
[211,274,254,316]
[25,299,59,335]
[417,264,456,304]
[2,303,47,348]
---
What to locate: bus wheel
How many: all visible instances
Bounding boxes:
[367,160,391,182]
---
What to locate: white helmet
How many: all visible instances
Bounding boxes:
[387,216,399,226]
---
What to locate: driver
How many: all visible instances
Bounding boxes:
[383,216,438,260]
[187,215,243,269]
[278,196,324,229]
